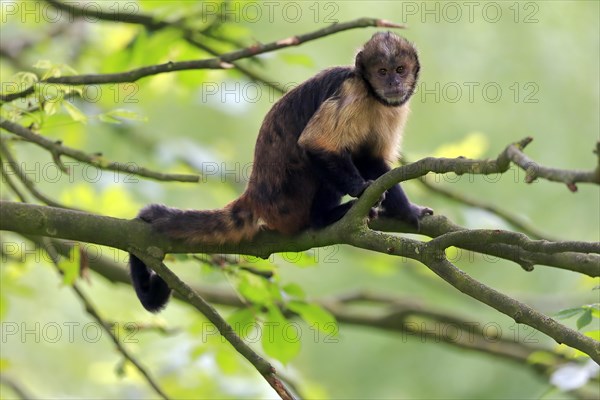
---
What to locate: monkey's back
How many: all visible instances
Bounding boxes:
[246,67,354,234]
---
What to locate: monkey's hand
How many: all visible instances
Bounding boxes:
[349,180,386,208]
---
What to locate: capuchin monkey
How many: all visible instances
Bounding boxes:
[130,31,433,312]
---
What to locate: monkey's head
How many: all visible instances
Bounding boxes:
[355,32,420,106]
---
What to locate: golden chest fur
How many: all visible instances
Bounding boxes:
[298,77,409,162]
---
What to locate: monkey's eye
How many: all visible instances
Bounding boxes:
[378,68,387,76]
[396,66,405,74]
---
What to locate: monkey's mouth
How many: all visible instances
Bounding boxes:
[383,88,405,98]
[381,89,406,103]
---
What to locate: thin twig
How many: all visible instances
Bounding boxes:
[506,138,600,191]
[413,174,556,241]
[348,138,599,226]
[23,237,588,383]
[0,119,199,182]
[38,239,171,400]
[129,249,296,400]
[339,227,600,364]
[0,139,70,208]
[1,17,403,102]
[0,375,33,399]
[0,156,28,202]
[43,0,286,94]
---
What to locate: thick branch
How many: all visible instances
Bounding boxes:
[1,140,598,362]
[412,175,556,241]
[1,199,598,361]
[24,236,571,373]
[341,228,600,364]
[349,138,599,224]
[1,17,403,102]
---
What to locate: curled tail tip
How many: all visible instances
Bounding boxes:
[129,254,171,313]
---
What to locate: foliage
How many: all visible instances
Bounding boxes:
[0,1,598,399]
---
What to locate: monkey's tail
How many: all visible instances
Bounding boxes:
[129,195,259,312]
[129,253,172,312]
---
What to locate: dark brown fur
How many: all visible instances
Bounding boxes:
[130,32,431,312]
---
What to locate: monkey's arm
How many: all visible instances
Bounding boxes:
[297,95,371,196]
[354,156,432,225]
[305,149,370,196]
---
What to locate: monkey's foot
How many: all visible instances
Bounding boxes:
[382,203,433,231]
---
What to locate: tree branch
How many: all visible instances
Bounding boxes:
[1,197,598,362]
[0,119,199,182]
[23,236,575,377]
[37,239,170,399]
[349,138,599,225]
[2,137,599,277]
[1,140,598,362]
[0,139,70,208]
[507,138,600,191]
[128,250,296,400]
[410,172,557,241]
[43,0,287,95]
[1,17,403,102]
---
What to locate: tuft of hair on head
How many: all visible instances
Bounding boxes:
[354,31,420,107]
[355,32,417,75]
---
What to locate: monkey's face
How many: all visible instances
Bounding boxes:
[357,32,420,106]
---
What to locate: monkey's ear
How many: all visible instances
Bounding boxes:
[355,50,364,74]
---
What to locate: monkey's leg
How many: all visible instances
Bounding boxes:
[355,156,433,228]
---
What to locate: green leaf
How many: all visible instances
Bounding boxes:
[237,272,272,306]
[555,307,585,319]
[261,306,300,364]
[63,101,88,123]
[278,251,317,267]
[215,349,241,375]
[282,283,306,300]
[43,97,62,116]
[527,351,557,366]
[227,307,257,337]
[98,113,123,124]
[0,358,10,371]
[57,244,81,286]
[13,72,38,86]
[287,300,338,336]
[33,60,53,70]
[584,330,600,341]
[576,309,593,330]
[584,303,600,319]
[101,108,148,123]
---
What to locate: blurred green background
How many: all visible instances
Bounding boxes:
[1,1,598,399]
